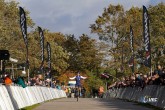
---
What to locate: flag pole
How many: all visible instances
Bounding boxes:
[130,25,134,75]
[38,27,45,85]
[143,6,151,76]
[19,7,29,83]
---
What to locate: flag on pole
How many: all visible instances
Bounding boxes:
[19,7,28,47]
[19,7,29,66]
[143,6,151,67]
[129,25,134,73]
[38,27,44,70]
[130,26,134,53]
[47,42,51,70]
[46,42,51,79]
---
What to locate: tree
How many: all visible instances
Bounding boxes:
[90,3,165,76]
[79,34,98,71]
[148,3,165,66]
[0,0,35,75]
[63,34,108,73]
[29,29,69,74]
[63,34,80,71]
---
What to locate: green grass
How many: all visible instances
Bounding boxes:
[18,98,64,110]
[19,103,40,110]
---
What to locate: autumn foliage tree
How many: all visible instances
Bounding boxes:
[90,3,165,77]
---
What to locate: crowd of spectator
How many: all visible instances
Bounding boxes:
[0,73,27,88]
[108,65,165,90]
[0,72,90,99]
[0,73,65,90]
[64,86,86,98]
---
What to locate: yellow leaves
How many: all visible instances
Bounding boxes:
[154,37,165,46]
[107,4,124,15]
[57,73,68,84]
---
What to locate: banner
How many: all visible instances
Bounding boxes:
[121,46,124,72]
[130,26,134,53]
[47,42,51,70]
[143,6,151,67]
[19,7,28,64]
[129,26,134,72]
[38,27,44,70]
[45,42,51,79]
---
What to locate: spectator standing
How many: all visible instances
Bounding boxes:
[65,87,68,97]
[68,87,71,98]
[4,74,12,85]
[71,87,75,98]
[98,86,104,98]
[75,87,79,98]
[0,77,4,84]
[81,87,86,98]
[16,76,27,88]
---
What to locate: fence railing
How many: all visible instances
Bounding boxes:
[104,85,165,109]
[0,85,66,110]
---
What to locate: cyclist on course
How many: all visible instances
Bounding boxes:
[69,72,87,87]
[69,72,87,98]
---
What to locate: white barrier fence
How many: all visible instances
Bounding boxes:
[103,85,165,109]
[0,85,66,110]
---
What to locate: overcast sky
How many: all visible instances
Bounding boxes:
[15,0,164,39]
